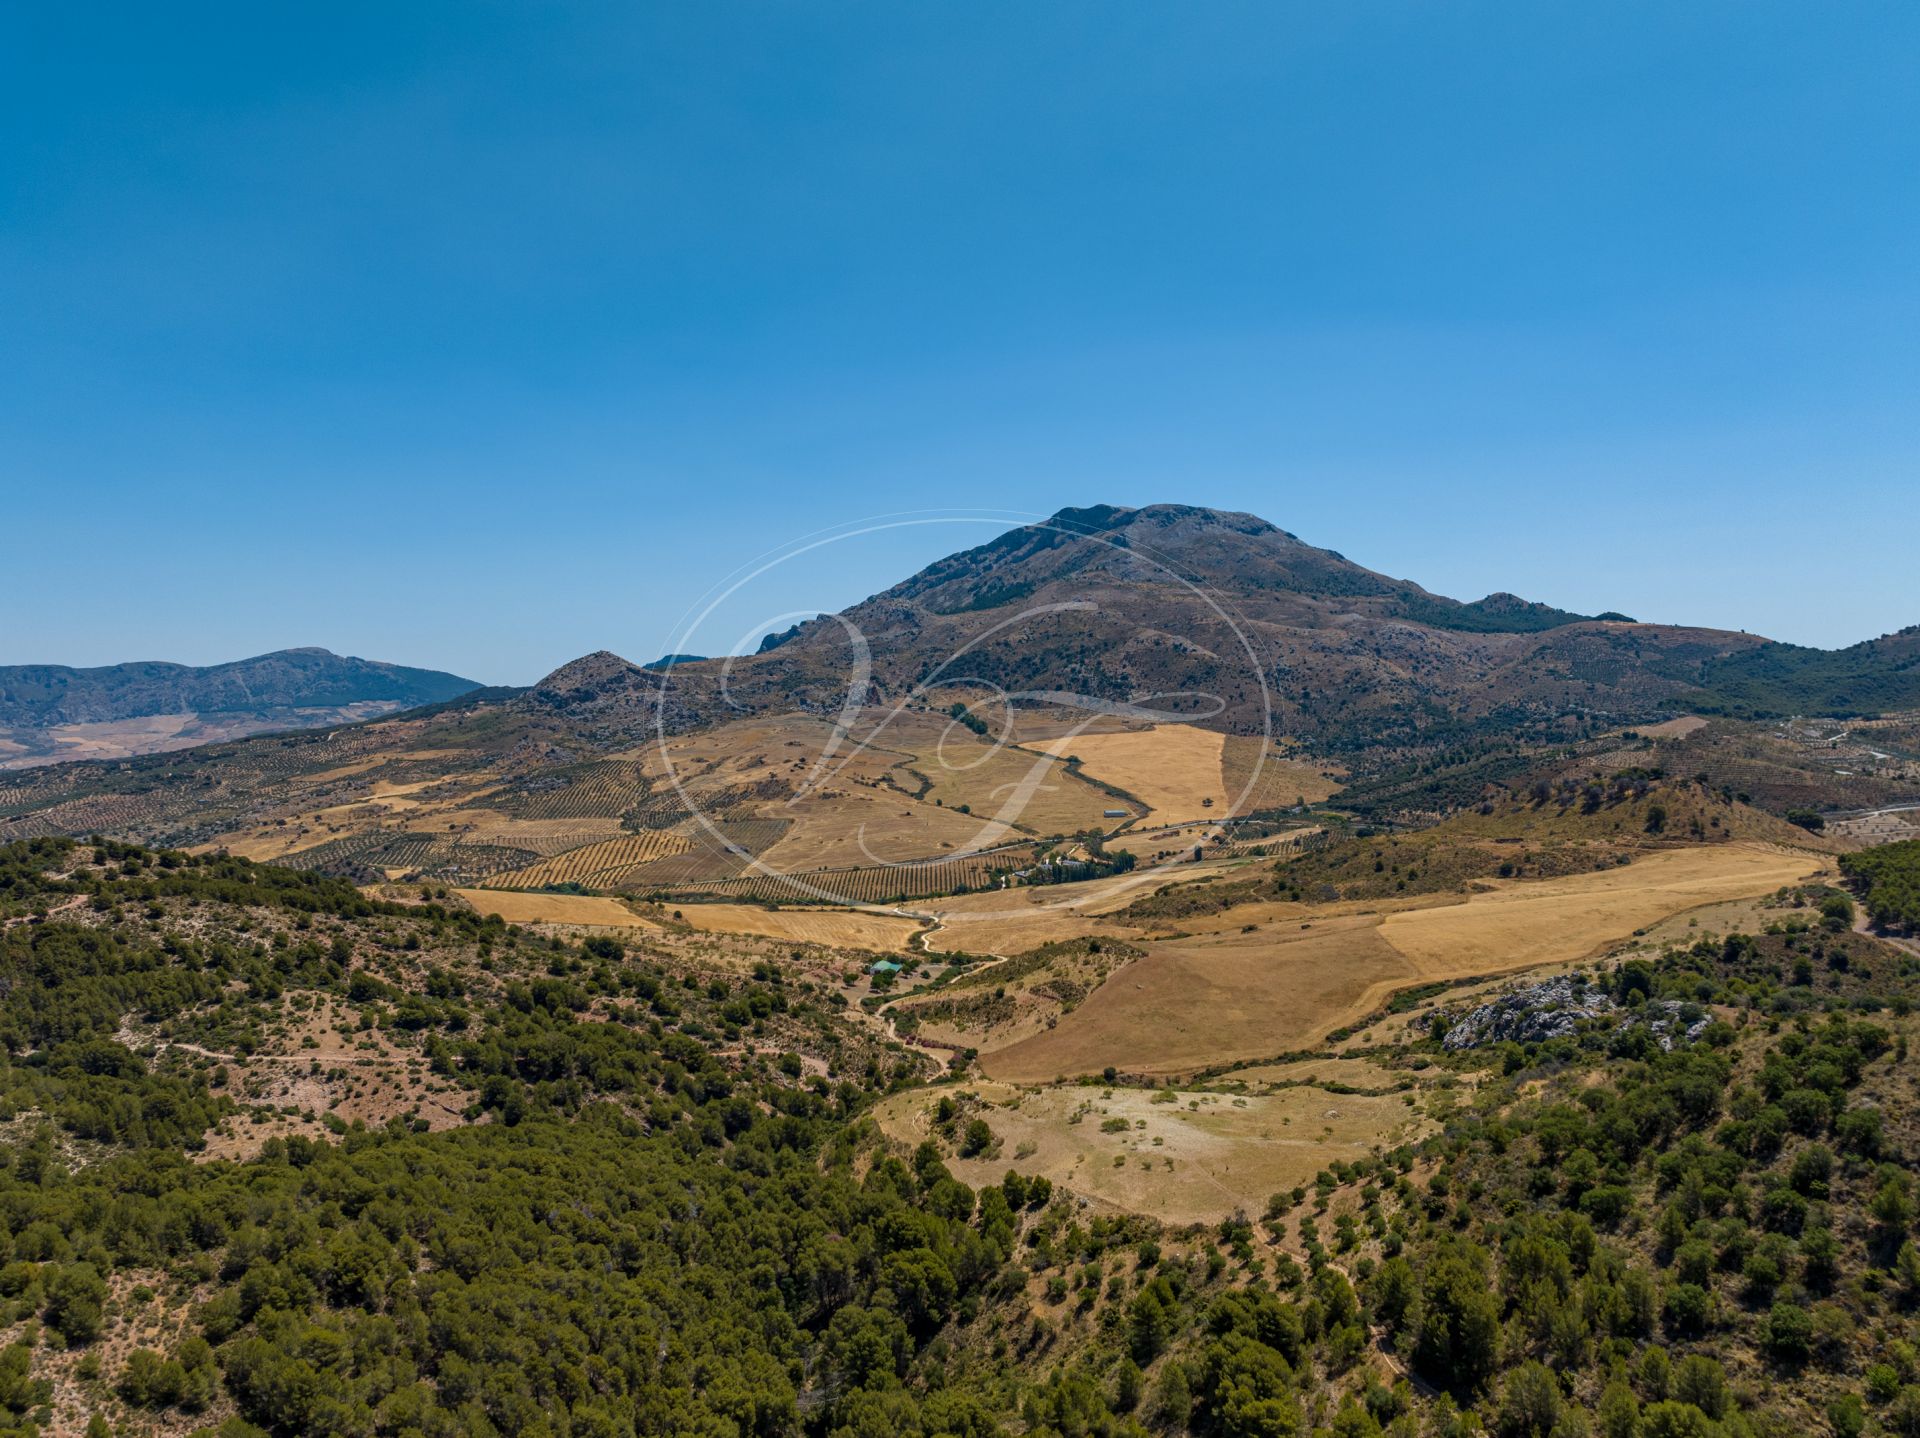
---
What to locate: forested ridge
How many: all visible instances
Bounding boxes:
[1840,842,1920,932]
[0,841,1918,1437]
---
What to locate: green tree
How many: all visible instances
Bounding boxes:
[1496,1363,1564,1438]
[1413,1250,1502,1396]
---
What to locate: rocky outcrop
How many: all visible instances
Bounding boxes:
[1442,976,1712,1052]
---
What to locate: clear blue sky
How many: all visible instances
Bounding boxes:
[5,2,1916,685]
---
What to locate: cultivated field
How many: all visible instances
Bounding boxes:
[1631,715,1708,740]
[1376,842,1824,980]
[485,831,694,889]
[876,1078,1434,1226]
[982,913,1414,1082]
[1031,724,1228,826]
[895,719,1120,836]
[971,842,1825,1082]
[666,847,1038,905]
[915,862,1243,957]
[759,788,1017,870]
[673,903,924,952]
[1826,806,1920,847]
[451,889,661,929]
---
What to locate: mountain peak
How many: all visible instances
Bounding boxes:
[532,651,646,699]
[1043,502,1291,543]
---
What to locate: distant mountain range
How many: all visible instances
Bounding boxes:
[0,648,480,769]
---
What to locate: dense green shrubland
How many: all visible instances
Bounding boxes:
[0,840,1917,1438]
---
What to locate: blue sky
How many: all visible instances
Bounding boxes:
[4,2,1916,684]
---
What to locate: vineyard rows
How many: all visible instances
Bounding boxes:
[612,819,794,887]
[278,832,539,881]
[504,762,651,821]
[622,776,791,832]
[484,831,694,890]
[13,792,173,838]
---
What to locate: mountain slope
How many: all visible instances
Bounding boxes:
[707,504,1918,737]
[1690,625,1920,717]
[611,505,1767,749]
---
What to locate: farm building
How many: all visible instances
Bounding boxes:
[868,959,902,977]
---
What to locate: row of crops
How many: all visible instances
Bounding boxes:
[276,831,539,881]
[500,760,652,821]
[483,830,694,889]
[0,791,173,842]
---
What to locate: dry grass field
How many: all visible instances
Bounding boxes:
[914,859,1263,956]
[759,787,1017,871]
[876,1079,1433,1226]
[451,889,662,929]
[1375,842,1824,980]
[893,718,1120,836]
[673,902,925,952]
[919,885,1140,956]
[1031,724,1228,826]
[1632,715,1708,740]
[1223,1055,1420,1092]
[969,841,1825,1082]
[983,913,1415,1082]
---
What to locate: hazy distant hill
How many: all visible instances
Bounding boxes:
[0,647,478,726]
[0,648,480,769]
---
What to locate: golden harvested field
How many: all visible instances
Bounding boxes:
[451,889,661,929]
[876,1080,1433,1226]
[1031,724,1228,826]
[916,862,1251,956]
[975,842,1824,1081]
[674,903,924,952]
[1633,715,1709,739]
[759,788,1016,871]
[1376,842,1824,980]
[922,904,1144,959]
[984,914,1414,1082]
[898,725,1119,836]
[486,831,693,889]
